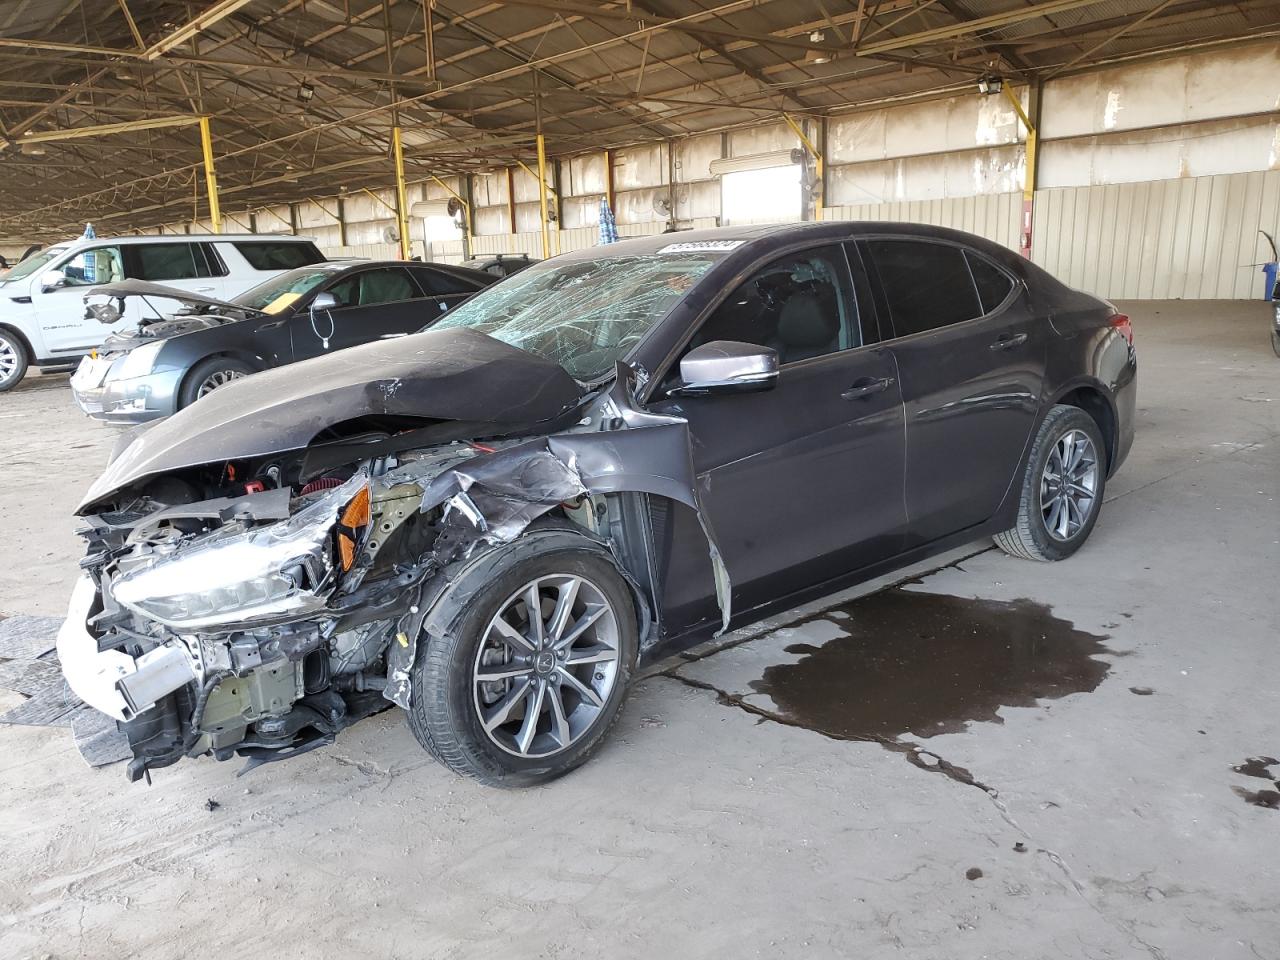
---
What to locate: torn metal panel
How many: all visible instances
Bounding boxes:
[80,329,586,510]
[410,366,732,638]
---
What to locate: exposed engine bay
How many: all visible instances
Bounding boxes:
[58,339,728,782]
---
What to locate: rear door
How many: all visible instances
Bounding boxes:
[124,241,228,303]
[647,242,907,635]
[859,237,1044,547]
[295,266,431,357]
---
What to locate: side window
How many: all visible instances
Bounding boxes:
[864,239,982,337]
[353,268,419,306]
[325,276,360,308]
[232,241,325,271]
[411,267,481,295]
[131,243,202,282]
[60,246,124,286]
[965,251,1015,314]
[195,243,228,277]
[685,245,859,365]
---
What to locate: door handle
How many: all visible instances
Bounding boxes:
[195,286,216,293]
[841,376,894,401]
[256,320,287,331]
[989,332,1028,351]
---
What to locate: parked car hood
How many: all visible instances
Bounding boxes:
[79,328,586,511]
[100,315,240,353]
[87,279,253,315]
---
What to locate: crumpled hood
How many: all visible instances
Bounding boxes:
[79,328,585,511]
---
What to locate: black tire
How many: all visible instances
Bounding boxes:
[0,328,30,392]
[994,404,1108,562]
[406,538,638,787]
[178,356,255,409]
[1271,326,1280,359]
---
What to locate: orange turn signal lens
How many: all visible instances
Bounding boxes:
[337,486,371,572]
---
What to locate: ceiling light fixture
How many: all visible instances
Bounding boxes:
[298,82,315,103]
[977,75,1004,95]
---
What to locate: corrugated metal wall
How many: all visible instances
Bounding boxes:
[827,194,1022,251]
[1030,170,1280,300]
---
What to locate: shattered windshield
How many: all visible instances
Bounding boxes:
[232,265,342,313]
[430,252,721,380]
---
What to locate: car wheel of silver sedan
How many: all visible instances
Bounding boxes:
[178,356,256,409]
[994,404,1108,562]
[406,534,638,787]
[0,329,29,392]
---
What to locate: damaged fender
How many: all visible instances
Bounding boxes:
[384,366,730,709]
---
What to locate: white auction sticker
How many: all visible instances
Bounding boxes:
[658,240,745,253]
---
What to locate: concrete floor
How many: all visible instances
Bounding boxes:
[1,300,1276,960]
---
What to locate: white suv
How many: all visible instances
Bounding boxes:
[0,234,326,391]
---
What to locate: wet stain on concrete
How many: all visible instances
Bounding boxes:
[1232,757,1279,780]
[1231,757,1279,811]
[1129,686,1155,696]
[1233,787,1280,810]
[749,590,1113,742]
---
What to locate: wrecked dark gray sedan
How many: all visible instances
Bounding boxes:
[57,222,1136,787]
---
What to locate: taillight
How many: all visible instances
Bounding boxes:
[1110,313,1133,346]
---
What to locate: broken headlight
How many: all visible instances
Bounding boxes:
[111,475,369,631]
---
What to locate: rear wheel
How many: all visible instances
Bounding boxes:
[994,404,1107,562]
[406,540,638,787]
[0,329,29,392]
[178,356,254,408]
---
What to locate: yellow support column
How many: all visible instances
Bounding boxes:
[1002,84,1038,259]
[198,116,221,234]
[783,113,823,222]
[392,125,412,260]
[536,133,551,259]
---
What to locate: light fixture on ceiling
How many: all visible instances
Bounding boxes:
[977,75,1004,95]
[298,82,315,103]
[805,30,831,64]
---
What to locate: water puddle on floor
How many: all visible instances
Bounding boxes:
[749,589,1114,742]
[1231,757,1280,811]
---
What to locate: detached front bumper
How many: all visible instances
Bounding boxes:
[57,576,197,722]
[71,362,182,424]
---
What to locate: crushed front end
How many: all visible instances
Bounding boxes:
[62,448,484,781]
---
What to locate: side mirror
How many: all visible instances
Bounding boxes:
[311,291,338,311]
[40,269,66,292]
[670,340,779,397]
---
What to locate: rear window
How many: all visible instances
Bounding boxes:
[966,251,1015,314]
[232,241,325,271]
[864,239,982,337]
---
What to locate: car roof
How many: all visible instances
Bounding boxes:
[57,233,320,247]
[547,220,1028,272]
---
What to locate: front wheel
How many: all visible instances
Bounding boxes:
[994,404,1107,562]
[406,539,638,787]
[0,329,29,392]
[178,356,255,409]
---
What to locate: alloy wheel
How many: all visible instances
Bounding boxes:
[1040,429,1098,541]
[472,573,621,759]
[196,368,244,398]
[0,336,19,386]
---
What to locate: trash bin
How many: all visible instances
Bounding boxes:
[1264,261,1278,301]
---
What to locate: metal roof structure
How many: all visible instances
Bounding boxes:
[0,0,1275,239]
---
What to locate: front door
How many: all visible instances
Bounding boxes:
[859,238,1046,547]
[33,244,135,355]
[647,243,908,637]
[293,266,430,359]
